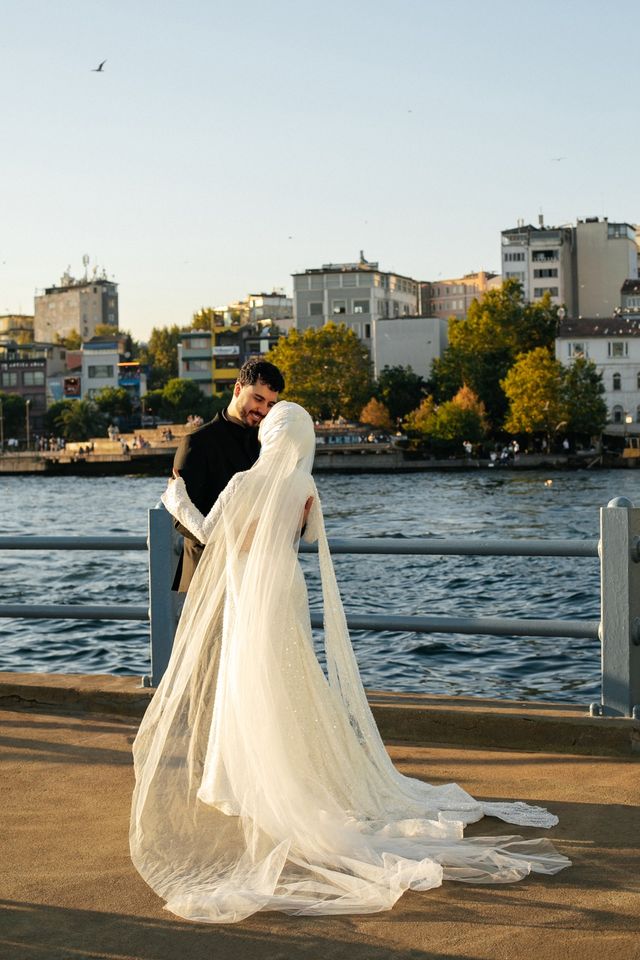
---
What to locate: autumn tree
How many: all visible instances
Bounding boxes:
[375,365,426,423]
[403,396,436,436]
[267,323,372,420]
[430,280,559,427]
[501,347,568,444]
[360,397,393,430]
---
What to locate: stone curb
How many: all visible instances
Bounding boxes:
[1,672,638,757]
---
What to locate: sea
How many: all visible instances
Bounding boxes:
[1,468,638,704]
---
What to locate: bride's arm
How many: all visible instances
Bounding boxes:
[161,471,244,544]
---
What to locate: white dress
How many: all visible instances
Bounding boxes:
[130,402,570,924]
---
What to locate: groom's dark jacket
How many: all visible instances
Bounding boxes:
[171,412,260,592]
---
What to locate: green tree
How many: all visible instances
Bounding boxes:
[50,400,106,441]
[562,357,608,438]
[189,307,224,331]
[55,330,82,350]
[501,347,568,444]
[360,397,393,430]
[161,378,207,421]
[0,391,26,439]
[375,365,426,423]
[404,387,487,454]
[268,323,372,420]
[430,280,560,428]
[140,325,183,388]
[94,386,133,419]
[403,396,436,436]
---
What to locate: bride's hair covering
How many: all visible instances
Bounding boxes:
[131,401,569,924]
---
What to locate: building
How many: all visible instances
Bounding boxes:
[621,280,640,314]
[372,316,448,380]
[34,267,119,343]
[501,219,576,313]
[179,324,278,396]
[81,337,120,399]
[575,219,638,318]
[420,272,501,321]
[0,341,61,435]
[556,315,640,427]
[0,314,34,343]
[501,216,639,318]
[292,254,420,361]
[246,292,293,327]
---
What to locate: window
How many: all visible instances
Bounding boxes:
[185,337,210,350]
[332,300,346,315]
[23,370,45,386]
[636,405,640,423]
[342,274,356,287]
[533,268,558,278]
[532,250,559,262]
[637,372,640,390]
[608,342,628,358]
[88,364,114,378]
[568,342,586,358]
[1,371,17,386]
[353,300,369,314]
[184,359,210,372]
[533,287,558,297]
[364,323,371,338]
[504,252,525,262]
[613,372,621,390]
[505,271,526,281]
[309,302,323,316]
[612,405,623,423]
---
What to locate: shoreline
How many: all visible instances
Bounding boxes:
[0,448,632,476]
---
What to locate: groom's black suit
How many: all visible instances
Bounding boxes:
[171,411,260,592]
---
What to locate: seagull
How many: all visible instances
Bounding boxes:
[92,60,107,72]
[550,156,566,162]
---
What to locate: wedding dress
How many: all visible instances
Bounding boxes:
[130,401,570,923]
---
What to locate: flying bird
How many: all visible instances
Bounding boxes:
[92,60,107,72]
[550,156,566,161]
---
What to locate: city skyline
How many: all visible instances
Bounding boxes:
[2,0,639,340]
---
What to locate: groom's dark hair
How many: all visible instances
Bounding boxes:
[238,357,285,394]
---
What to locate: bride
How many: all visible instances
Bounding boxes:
[130,400,570,923]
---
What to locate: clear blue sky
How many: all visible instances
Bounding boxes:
[2,0,638,340]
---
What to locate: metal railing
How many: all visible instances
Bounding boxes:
[0,498,639,719]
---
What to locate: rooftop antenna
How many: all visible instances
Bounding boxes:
[82,254,90,281]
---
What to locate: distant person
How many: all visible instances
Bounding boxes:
[170,357,285,594]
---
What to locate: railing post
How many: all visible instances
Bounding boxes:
[597,497,640,718]
[146,503,179,687]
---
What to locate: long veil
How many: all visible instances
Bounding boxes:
[130,402,569,923]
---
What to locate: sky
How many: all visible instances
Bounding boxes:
[1,0,639,341]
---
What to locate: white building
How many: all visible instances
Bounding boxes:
[81,337,120,399]
[292,254,420,356]
[556,316,640,427]
[373,316,448,380]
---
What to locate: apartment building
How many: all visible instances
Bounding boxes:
[420,271,501,320]
[179,324,277,396]
[34,268,119,342]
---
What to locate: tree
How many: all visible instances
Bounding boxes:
[430,280,560,428]
[189,307,224,331]
[94,324,119,338]
[403,396,436,436]
[375,365,426,423]
[360,397,393,430]
[267,323,372,420]
[94,386,133,419]
[501,347,568,444]
[56,330,82,350]
[562,357,608,438]
[0,391,26,439]
[161,378,207,421]
[50,400,106,441]
[403,388,487,454]
[139,325,183,388]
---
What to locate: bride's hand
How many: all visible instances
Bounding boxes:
[167,468,181,486]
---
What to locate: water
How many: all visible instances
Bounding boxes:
[1,469,638,703]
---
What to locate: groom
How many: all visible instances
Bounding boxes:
[171,356,285,593]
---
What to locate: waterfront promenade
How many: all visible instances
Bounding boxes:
[2,674,639,960]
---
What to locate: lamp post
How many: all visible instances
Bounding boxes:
[25,398,31,451]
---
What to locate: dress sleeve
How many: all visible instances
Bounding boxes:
[161,472,246,545]
[301,484,321,544]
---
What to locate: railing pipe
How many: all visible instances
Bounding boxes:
[301,537,598,558]
[0,603,148,621]
[0,536,146,551]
